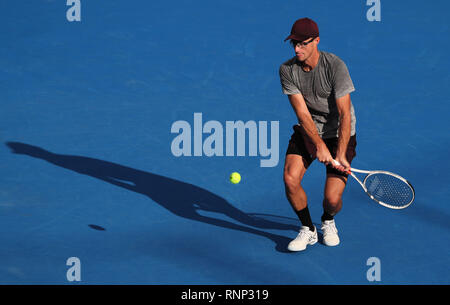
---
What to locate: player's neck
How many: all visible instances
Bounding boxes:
[301,50,320,72]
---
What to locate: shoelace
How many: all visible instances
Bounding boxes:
[297,227,313,240]
[322,222,338,234]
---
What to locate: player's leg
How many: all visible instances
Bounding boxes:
[322,134,357,219]
[320,135,357,246]
[283,154,308,212]
[284,125,315,231]
[322,174,347,219]
[320,173,347,246]
[284,154,318,251]
[284,125,318,251]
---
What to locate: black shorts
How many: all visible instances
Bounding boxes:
[286,125,357,177]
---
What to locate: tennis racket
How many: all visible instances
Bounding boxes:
[333,160,415,209]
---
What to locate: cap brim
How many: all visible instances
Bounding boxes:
[284,34,313,42]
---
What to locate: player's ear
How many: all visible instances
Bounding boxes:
[315,37,320,44]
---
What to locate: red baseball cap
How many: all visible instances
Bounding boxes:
[284,18,319,42]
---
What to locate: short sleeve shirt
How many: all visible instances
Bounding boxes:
[279,51,356,139]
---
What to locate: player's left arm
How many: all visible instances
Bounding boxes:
[335,93,352,171]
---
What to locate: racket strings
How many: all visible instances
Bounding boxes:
[364,173,414,207]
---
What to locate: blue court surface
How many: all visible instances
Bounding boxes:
[1,0,449,285]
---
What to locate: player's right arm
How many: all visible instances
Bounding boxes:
[288,94,333,165]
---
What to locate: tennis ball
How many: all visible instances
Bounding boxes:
[230,172,241,184]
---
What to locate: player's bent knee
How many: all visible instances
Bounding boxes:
[324,196,342,208]
[283,155,307,193]
[283,172,302,193]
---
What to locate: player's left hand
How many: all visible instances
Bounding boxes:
[333,156,350,173]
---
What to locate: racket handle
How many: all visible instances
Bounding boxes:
[332,159,351,175]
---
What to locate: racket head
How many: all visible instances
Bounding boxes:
[362,171,415,209]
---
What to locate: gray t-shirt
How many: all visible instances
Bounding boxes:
[279,51,356,139]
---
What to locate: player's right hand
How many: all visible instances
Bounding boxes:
[316,143,333,165]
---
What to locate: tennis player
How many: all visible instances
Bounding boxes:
[279,18,357,251]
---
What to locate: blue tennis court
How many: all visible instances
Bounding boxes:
[1,0,449,284]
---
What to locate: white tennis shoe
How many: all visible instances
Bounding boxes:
[287,226,318,252]
[321,220,340,246]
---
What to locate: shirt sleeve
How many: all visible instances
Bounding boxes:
[279,64,301,95]
[332,58,355,99]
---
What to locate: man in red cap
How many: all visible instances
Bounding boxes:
[279,18,357,251]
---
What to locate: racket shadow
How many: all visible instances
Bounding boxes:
[6,142,297,253]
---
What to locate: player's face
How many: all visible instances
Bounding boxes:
[291,37,318,62]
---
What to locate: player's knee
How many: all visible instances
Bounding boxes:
[283,172,302,193]
[324,196,342,209]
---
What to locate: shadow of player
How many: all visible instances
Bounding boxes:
[6,142,299,253]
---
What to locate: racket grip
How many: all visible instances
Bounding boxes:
[332,159,351,175]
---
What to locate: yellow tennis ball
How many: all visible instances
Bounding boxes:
[230,172,241,184]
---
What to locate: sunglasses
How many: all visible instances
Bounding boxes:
[290,37,317,48]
